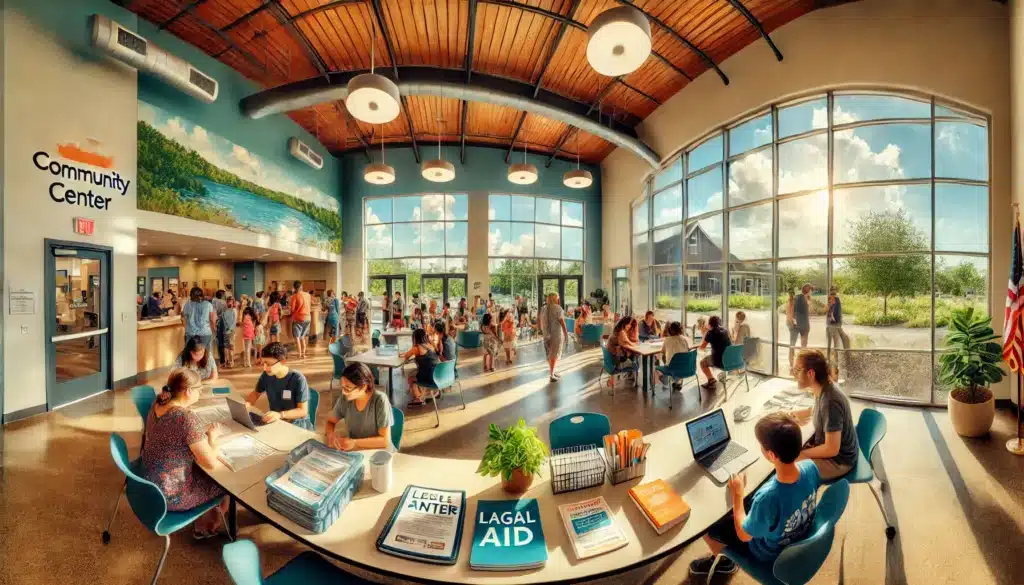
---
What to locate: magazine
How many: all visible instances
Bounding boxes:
[470,499,547,570]
[558,496,628,560]
[217,434,276,472]
[377,485,466,565]
[271,448,353,507]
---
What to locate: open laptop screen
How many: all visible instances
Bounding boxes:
[686,409,731,459]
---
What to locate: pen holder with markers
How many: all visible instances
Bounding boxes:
[608,460,646,485]
[603,432,649,485]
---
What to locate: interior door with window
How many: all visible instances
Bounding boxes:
[46,243,111,409]
[538,276,581,309]
[368,275,407,327]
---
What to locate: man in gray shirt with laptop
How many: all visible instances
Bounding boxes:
[790,349,858,479]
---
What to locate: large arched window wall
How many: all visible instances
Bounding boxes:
[631,91,990,405]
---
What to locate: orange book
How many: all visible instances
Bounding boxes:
[628,479,690,535]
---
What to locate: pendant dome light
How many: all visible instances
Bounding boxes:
[422,114,455,182]
[364,125,396,185]
[586,5,652,77]
[346,18,400,124]
[507,129,538,185]
[563,130,593,189]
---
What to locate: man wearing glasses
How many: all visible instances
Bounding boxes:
[243,342,313,430]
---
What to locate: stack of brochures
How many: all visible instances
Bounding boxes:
[264,439,364,533]
[218,434,276,472]
[377,485,467,565]
[470,499,547,571]
[558,496,628,560]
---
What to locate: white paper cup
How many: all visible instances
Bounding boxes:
[369,450,393,493]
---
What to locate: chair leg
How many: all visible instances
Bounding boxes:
[868,480,897,539]
[457,381,466,410]
[150,535,171,585]
[743,371,750,393]
[430,392,440,428]
[330,377,334,392]
[216,503,234,542]
[102,481,126,544]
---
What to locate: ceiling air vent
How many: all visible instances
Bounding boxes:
[288,137,324,170]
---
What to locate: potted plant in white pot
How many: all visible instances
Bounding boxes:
[476,418,548,494]
[939,307,1006,437]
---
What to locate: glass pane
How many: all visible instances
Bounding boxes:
[652,224,682,265]
[448,277,467,299]
[935,104,975,119]
[393,223,421,257]
[684,266,722,336]
[686,214,723,265]
[778,134,828,194]
[541,278,559,302]
[833,184,931,254]
[393,196,421,222]
[513,274,536,308]
[537,259,561,273]
[368,259,397,275]
[935,122,988,181]
[842,350,932,402]
[564,278,580,307]
[365,224,392,259]
[633,233,649,268]
[778,191,828,257]
[729,113,772,156]
[489,194,510,221]
[55,257,102,334]
[687,166,723,217]
[936,184,988,253]
[421,222,445,255]
[536,198,561,224]
[833,94,930,122]
[55,336,101,383]
[446,193,469,220]
[562,227,584,260]
[445,222,468,256]
[834,123,931,183]
[510,195,535,221]
[490,270,512,304]
[488,222,511,256]
[832,256,931,350]
[935,255,988,348]
[687,134,723,173]
[653,184,683,227]
[562,260,584,275]
[728,148,772,206]
[778,98,827,138]
[728,202,772,261]
[728,261,773,373]
[634,268,649,315]
[535,224,561,258]
[446,257,468,272]
[775,258,826,375]
[654,159,683,191]
[562,201,584,227]
[512,223,537,256]
[365,198,391,224]
[653,266,682,323]
[421,257,445,273]
[633,199,649,234]
[421,194,445,221]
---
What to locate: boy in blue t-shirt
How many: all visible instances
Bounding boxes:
[689,412,821,578]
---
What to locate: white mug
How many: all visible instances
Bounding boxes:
[369,450,393,493]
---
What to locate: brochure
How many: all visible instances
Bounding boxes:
[217,434,276,472]
[558,496,628,560]
[377,485,467,565]
[193,403,231,428]
[271,448,353,507]
[470,499,547,571]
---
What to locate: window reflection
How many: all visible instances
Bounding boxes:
[55,257,101,334]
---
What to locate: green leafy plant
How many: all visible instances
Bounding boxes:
[476,418,548,481]
[938,307,1005,404]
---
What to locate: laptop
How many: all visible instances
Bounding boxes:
[226,398,267,431]
[685,408,759,483]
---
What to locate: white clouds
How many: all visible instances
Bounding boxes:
[728,150,772,205]
[489,226,536,256]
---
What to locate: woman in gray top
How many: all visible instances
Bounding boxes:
[326,362,395,452]
[180,286,216,350]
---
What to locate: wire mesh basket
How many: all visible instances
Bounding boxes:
[549,444,607,494]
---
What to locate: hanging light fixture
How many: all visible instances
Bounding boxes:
[422,114,455,182]
[346,17,400,124]
[364,124,396,185]
[507,127,538,185]
[586,5,652,77]
[563,129,593,189]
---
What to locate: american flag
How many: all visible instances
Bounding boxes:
[1003,217,1024,372]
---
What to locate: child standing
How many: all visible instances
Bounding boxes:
[254,320,267,366]
[221,298,238,369]
[481,313,500,373]
[241,307,257,368]
[501,309,517,364]
[267,291,281,343]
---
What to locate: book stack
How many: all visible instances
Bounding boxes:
[470,499,547,570]
[377,485,467,565]
[628,479,690,535]
[264,440,364,533]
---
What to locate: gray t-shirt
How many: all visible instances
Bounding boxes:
[809,384,858,467]
[255,370,313,430]
[221,307,237,332]
[331,390,394,443]
[540,303,565,341]
[181,300,213,337]
[794,295,810,330]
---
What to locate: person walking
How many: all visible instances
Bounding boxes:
[180,286,216,352]
[212,290,228,366]
[539,292,568,382]
[289,280,312,360]
[356,291,369,335]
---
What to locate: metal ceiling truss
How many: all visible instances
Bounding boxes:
[460,0,479,164]
[371,0,421,163]
[724,0,783,61]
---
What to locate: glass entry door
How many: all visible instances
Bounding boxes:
[421,273,468,310]
[538,275,582,310]
[46,243,111,409]
[368,275,407,328]
[612,268,629,316]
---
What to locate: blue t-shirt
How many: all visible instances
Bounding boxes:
[743,460,821,562]
[181,300,213,337]
[255,370,313,430]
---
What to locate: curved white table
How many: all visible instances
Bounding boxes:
[207,387,810,584]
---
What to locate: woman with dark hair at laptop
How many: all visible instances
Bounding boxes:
[174,336,218,381]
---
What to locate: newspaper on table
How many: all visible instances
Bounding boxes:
[763,389,814,412]
[193,403,231,428]
[377,485,467,565]
[558,496,628,560]
[270,448,354,507]
[217,434,277,472]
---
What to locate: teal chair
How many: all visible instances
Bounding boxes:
[600,345,638,395]
[565,317,576,339]
[223,539,372,585]
[418,361,465,428]
[109,433,228,585]
[580,323,604,346]
[306,389,320,428]
[103,385,157,544]
[371,329,381,348]
[327,342,346,392]
[825,408,895,539]
[391,406,404,451]
[710,480,851,585]
[654,351,698,410]
[456,329,481,349]
[719,344,750,394]
[549,413,610,451]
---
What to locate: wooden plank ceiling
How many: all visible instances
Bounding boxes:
[124,0,848,163]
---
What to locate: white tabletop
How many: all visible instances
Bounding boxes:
[206,387,812,584]
[633,341,664,356]
[382,328,415,336]
[346,349,409,368]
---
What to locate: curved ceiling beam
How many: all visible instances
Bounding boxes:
[240,66,661,167]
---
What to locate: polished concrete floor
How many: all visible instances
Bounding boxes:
[1,339,1022,585]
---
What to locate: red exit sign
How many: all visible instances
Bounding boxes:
[74,217,95,236]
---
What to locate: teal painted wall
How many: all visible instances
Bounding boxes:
[233,261,266,298]
[340,145,602,293]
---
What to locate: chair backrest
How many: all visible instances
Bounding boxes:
[565,317,576,333]
[432,360,456,389]
[391,406,405,451]
[856,408,887,463]
[601,345,619,374]
[131,385,157,422]
[773,479,850,585]
[582,324,603,344]
[742,336,760,362]
[340,335,354,355]
[222,540,263,585]
[549,412,611,451]
[721,344,745,372]
[665,350,698,377]
[328,343,346,377]
[109,433,167,533]
[307,389,320,427]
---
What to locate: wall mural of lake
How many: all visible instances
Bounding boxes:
[137,101,341,252]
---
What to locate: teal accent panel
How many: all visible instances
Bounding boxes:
[233,262,256,298]
[147,267,179,282]
[254,261,266,294]
[340,145,602,294]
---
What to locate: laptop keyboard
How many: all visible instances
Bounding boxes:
[703,442,747,471]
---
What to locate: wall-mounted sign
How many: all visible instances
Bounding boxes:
[137,276,146,296]
[32,140,130,211]
[73,217,95,235]
[9,289,35,315]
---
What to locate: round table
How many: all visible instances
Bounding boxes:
[206,387,809,584]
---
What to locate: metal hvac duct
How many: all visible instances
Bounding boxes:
[240,68,660,167]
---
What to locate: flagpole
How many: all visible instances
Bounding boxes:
[1009,204,1024,455]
